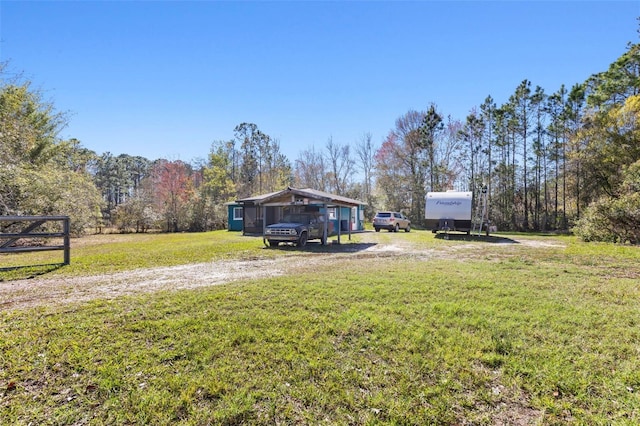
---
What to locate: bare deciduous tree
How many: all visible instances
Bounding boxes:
[355,132,376,219]
[294,147,327,191]
[325,136,354,195]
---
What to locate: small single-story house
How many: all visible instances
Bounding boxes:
[227,187,366,240]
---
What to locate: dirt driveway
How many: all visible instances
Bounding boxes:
[0,233,562,311]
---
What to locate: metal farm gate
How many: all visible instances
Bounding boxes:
[0,216,71,266]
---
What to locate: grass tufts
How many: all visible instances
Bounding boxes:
[1,231,639,424]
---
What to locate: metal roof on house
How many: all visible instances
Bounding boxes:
[233,189,283,204]
[236,187,364,207]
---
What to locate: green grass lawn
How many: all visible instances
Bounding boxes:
[1,231,639,424]
[0,231,274,280]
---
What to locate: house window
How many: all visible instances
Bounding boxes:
[327,208,337,219]
[233,207,243,221]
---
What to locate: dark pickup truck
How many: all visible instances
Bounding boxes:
[264,212,331,247]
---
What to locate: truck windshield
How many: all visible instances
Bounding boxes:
[282,214,311,224]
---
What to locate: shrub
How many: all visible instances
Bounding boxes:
[574,161,640,244]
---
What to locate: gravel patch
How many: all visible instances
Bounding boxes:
[0,234,564,311]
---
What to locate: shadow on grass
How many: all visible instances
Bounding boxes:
[0,263,65,281]
[263,241,378,253]
[434,233,519,244]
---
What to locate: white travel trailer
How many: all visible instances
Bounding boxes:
[425,191,473,234]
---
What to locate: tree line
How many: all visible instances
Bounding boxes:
[371,40,640,242]
[1,37,639,241]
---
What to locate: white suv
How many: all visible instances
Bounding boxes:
[373,212,411,232]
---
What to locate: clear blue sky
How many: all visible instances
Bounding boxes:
[1,1,638,164]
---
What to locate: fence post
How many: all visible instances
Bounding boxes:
[63,217,71,265]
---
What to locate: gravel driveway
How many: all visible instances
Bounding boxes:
[0,233,561,311]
